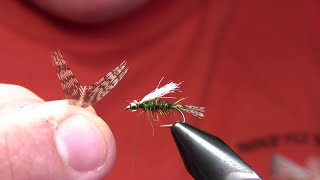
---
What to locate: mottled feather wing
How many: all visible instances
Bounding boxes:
[52,51,83,106]
[53,51,128,108]
[84,61,128,106]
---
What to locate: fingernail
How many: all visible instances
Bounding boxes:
[55,115,106,172]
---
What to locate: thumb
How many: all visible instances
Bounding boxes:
[0,84,116,180]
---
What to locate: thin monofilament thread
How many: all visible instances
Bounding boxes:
[130,110,140,177]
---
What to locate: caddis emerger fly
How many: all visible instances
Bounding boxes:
[125,78,205,127]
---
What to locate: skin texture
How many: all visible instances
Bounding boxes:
[27,0,150,23]
[0,84,116,179]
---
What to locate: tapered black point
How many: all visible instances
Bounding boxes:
[171,121,262,180]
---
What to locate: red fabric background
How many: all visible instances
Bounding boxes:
[0,0,319,179]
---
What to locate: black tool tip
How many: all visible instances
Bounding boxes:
[171,121,262,180]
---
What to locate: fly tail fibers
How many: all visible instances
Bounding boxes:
[174,104,205,118]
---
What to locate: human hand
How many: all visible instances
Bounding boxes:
[0,84,116,179]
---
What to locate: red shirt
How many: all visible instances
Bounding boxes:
[0,0,319,179]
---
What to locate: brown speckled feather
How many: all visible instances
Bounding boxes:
[52,51,128,108]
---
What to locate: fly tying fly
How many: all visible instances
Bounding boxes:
[125,78,205,128]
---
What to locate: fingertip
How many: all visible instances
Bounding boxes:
[0,99,116,179]
[85,106,97,115]
[57,100,97,115]
[0,84,44,115]
[0,84,44,101]
[55,114,115,172]
[47,101,116,177]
